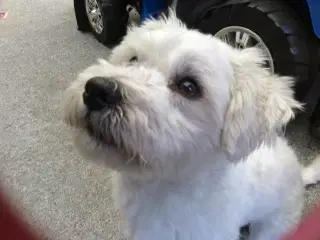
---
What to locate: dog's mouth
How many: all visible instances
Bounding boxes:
[86,120,115,146]
[84,108,133,154]
[85,111,119,148]
[83,109,150,167]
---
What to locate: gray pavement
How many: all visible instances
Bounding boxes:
[0,1,319,239]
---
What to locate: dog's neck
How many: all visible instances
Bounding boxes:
[122,138,277,184]
[125,150,233,184]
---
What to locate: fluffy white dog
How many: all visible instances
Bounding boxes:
[62,12,320,240]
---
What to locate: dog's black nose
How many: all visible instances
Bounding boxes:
[83,77,122,111]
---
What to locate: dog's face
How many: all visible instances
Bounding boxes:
[62,13,301,177]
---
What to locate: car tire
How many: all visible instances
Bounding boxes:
[196,0,318,102]
[84,0,129,46]
[74,0,91,32]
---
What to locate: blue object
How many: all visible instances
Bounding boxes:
[140,0,167,22]
[306,0,320,38]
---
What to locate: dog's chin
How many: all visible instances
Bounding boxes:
[73,129,146,173]
[70,116,147,171]
[85,120,117,149]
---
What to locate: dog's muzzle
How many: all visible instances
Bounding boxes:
[83,77,122,112]
[81,76,125,147]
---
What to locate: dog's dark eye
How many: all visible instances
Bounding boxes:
[129,56,138,62]
[177,77,200,98]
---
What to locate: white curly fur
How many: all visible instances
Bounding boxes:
[61,12,320,240]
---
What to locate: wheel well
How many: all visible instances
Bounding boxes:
[199,0,314,33]
[282,0,314,33]
[197,0,313,28]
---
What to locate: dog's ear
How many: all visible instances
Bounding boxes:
[221,48,302,159]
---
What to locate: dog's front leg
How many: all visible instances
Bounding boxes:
[128,224,241,240]
[129,230,176,240]
[130,231,241,240]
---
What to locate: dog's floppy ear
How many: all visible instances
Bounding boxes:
[221,48,302,159]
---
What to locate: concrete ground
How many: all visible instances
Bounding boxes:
[0,0,319,239]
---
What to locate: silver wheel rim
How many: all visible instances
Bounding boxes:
[214,26,274,73]
[85,0,104,34]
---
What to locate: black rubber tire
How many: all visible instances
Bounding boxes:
[84,0,129,46]
[196,0,318,102]
[74,0,91,32]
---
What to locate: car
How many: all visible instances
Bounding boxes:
[74,0,320,140]
[73,0,168,46]
[74,0,130,45]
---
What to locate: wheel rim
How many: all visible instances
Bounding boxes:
[85,0,104,34]
[214,26,275,73]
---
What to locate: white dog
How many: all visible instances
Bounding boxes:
[61,12,320,240]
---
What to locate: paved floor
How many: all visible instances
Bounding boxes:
[0,0,319,239]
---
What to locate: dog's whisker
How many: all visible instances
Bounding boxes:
[125,155,135,165]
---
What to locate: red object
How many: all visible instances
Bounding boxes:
[283,203,320,240]
[0,11,8,20]
[0,191,40,240]
[0,188,319,239]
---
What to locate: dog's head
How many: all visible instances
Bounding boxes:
[61,12,302,177]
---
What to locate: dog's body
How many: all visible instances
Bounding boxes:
[113,137,303,240]
[62,12,320,240]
